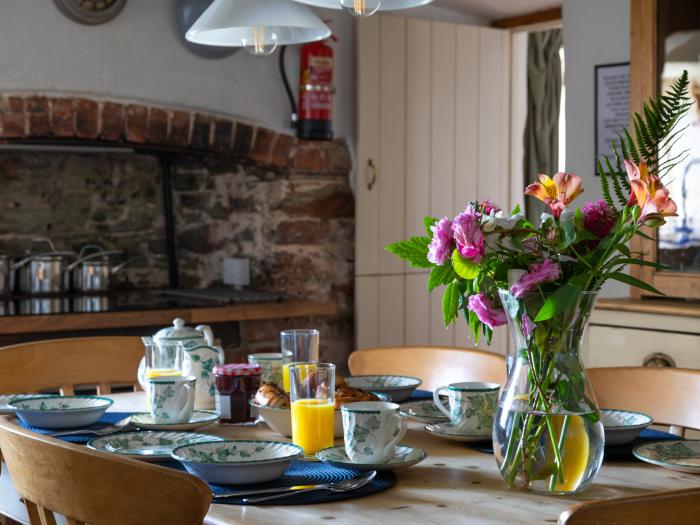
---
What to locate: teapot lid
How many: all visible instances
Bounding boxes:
[154,318,205,341]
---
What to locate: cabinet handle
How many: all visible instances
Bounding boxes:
[643,352,676,368]
[366,159,378,191]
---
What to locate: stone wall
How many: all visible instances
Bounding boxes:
[0,94,355,368]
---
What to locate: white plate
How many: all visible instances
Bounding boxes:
[131,411,219,431]
[0,394,58,415]
[88,431,224,462]
[10,395,113,429]
[172,439,303,484]
[601,408,653,445]
[344,375,422,403]
[633,440,700,474]
[424,422,491,443]
[400,400,449,424]
[316,445,427,471]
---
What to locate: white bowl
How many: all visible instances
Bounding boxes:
[10,395,113,429]
[252,401,344,438]
[172,439,303,485]
[601,408,653,445]
[344,375,422,402]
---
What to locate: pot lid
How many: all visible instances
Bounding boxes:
[154,318,206,341]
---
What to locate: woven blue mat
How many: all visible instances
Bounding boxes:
[408,390,433,401]
[467,428,681,459]
[18,412,133,444]
[163,459,396,505]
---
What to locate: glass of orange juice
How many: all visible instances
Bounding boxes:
[281,329,320,392]
[290,363,335,455]
[142,338,185,406]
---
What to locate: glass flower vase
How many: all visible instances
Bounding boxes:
[493,289,604,495]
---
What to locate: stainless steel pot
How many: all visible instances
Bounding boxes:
[68,246,140,293]
[0,254,11,296]
[72,295,111,312]
[17,297,70,315]
[13,239,75,295]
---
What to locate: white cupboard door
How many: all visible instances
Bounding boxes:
[355,16,511,354]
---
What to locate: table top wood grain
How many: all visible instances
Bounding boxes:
[1,392,699,525]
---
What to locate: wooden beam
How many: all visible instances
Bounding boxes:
[490,7,562,29]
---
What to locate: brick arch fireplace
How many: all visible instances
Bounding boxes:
[0,94,355,366]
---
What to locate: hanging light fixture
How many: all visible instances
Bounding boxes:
[291,0,434,18]
[186,0,331,57]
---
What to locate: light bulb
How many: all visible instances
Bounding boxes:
[340,0,381,17]
[241,27,279,57]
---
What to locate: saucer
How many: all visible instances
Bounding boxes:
[316,445,427,471]
[88,431,224,462]
[130,411,219,431]
[399,400,449,424]
[633,440,700,474]
[424,422,491,443]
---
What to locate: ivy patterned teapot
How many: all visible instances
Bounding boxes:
[138,318,224,409]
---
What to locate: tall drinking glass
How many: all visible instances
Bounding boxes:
[142,337,184,379]
[290,363,335,455]
[281,329,320,392]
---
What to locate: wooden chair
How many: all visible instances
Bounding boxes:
[348,346,507,391]
[0,416,210,525]
[588,367,700,436]
[559,486,700,524]
[0,337,144,396]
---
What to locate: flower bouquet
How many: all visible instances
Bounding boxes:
[387,72,690,494]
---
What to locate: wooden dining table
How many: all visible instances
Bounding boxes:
[1,392,698,525]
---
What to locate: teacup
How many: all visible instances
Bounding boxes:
[342,401,407,464]
[248,353,284,387]
[148,375,196,424]
[433,382,500,435]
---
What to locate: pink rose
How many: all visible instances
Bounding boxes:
[510,259,562,298]
[467,292,507,330]
[427,217,454,266]
[452,206,485,264]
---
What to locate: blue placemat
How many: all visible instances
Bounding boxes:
[163,459,396,505]
[466,428,682,459]
[408,389,433,401]
[18,412,134,444]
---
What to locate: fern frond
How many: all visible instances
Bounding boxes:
[597,159,615,208]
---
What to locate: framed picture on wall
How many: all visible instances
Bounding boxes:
[594,62,630,175]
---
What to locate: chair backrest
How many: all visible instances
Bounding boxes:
[559,486,700,525]
[0,337,144,395]
[348,346,507,391]
[588,367,700,434]
[0,416,210,525]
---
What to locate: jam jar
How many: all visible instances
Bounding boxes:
[214,363,261,424]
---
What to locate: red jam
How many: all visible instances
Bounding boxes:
[214,363,261,424]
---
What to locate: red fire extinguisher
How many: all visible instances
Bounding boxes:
[296,38,335,141]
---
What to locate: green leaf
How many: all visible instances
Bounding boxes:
[510,204,522,215]
[385,237,432,268]
[616,243,631,258]
[452,250,479,279]
[428,263,457,291]
[534,279,584,322]
[613,258,670,270]
[604,272,665,295]
[442,282,462,327]
[557,221,576,249]
[423,216,438,236]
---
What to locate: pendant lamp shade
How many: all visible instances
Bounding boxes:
[290,0,434,11]
[186,0,331,48]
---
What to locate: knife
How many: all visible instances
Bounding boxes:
[213,484,317,499]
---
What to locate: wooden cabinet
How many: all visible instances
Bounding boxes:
[355,15,512,354]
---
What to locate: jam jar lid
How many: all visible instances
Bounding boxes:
[214,363,261,376]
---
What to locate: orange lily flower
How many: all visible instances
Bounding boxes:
[524,172,584,218]
[624,160,677,224]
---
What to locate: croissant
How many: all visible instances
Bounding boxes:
[334,384,379,409]
[254,382,290,409]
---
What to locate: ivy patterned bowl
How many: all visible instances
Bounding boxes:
[344,375,422,402]
[171,439,304,485]
[0,394,58,415]
[633,440,700,474]
[9,395,113,429]
[601,409,653,445]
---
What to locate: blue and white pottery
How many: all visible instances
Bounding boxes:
[342,401,406,464]
[344,375,422,402]
[10,395,113,429]
[0,394,58,415]
[633,440,700,474]
[601,409,653,445]
[172,439,303,485]
[89,431,224,462]
[433,382,499,435]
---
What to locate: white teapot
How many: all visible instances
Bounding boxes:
[138,318,224,410]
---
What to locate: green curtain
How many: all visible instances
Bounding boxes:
[524,28,563,223]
